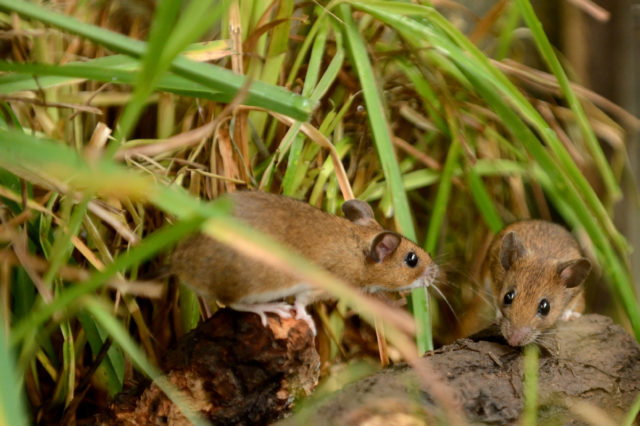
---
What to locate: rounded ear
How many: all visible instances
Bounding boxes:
[557,258,591,288]
[499,231,527,271]
[368,231,401,263]
[342,199,376,226]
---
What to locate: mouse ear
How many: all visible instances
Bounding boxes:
[500,231,526,271]
[368,231,401,263]
[342,199,376,226]
[557,258,591,288]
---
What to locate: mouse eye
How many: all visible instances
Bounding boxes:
[538,299,550,316]
[503,290,515,306]
[405,251,418,268]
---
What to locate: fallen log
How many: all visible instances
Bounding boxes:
[280,314,640,425]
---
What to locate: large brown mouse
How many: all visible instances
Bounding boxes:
[171,191,438,334]
[482,220,591,346]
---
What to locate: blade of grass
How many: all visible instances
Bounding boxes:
[110,0,186,145]
[76,311,124,396]
[395,59,449,135]
[336,3,432,351]
[623,392,640,426]
[0,61,226,102]
[261,23,345,192]
[521,344,539,426]
[0,322,29,426]
[467,167,503,233]
[424,107,461,254]
[420,107,462,353]
[283,16,329,196]
[516,0,620,202]
[495,1,520,60]
[179,285,201,335]
[337,4,415,234]
[42,197,90,288]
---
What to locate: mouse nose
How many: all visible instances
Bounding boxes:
[423,263,439,284]
[505,325,535,347]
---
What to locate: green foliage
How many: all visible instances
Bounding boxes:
[0,0,636,423]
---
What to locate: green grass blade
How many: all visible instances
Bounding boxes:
[285,7,326,87]
[76,312,124,396]
[337,4,415,236]
[43,197,90,288]
[0,323,29,426]
[179,286,201,335]
[516,0,620,202]
[424,123,460,254]
[0,61,225,101]
[623,391,640,426]
[467,167,503,233]
[495,1,520,60]
[283,18,329,196]
[521,344,539,426]
[110,0,186,144]
[337,3,432,352]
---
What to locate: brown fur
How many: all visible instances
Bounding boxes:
[482,220,591,346]
[171,191,437,306]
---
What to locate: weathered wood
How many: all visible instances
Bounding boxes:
[281,314,640,425]
[99,309,319,425]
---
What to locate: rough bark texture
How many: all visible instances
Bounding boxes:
[280,314,640,425]
[98,309,320,425]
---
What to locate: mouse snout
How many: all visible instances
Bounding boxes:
[502,323,536,347]
[422,263,439,286]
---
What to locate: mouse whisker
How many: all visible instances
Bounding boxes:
[533,329,558,347]
[427,282,459,323]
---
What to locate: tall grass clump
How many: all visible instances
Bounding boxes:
[0,0,637,423]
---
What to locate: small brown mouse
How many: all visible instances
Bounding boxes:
[482,220,591,346]
[171,191,438,334]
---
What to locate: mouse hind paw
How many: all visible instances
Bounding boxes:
[293,299,316,335]
[229,302,293,326]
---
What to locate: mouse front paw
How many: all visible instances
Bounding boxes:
[561,309,582,321]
